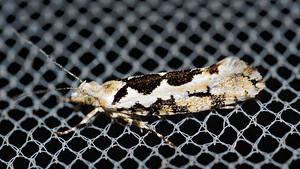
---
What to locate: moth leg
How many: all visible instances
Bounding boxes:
[109,112,177,148]
[219,105,236,109]
[54,107,104,135]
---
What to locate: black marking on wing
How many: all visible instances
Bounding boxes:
[126,74,162,94]
[113,87,128,104]
[113,68,204,104]
[171,104,188,112]
[250,79,258,86]
[113,74,163,104]
[164,69,201,86]
[151,95,188,112]
[211,95,225,108]
[188,86,225,108]
[188,91,211,98]
[208,63,219,74]
[242,71,265,90]
[188,86,211,97]
[118,95,188,115]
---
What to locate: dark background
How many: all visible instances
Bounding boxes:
[0,0,299,168]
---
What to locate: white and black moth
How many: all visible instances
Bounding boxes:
[12,28,265,147]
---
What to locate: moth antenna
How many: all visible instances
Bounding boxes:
[10,26,84,83]
[13,87,77,100]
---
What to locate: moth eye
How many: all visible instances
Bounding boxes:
[85,96,95,105]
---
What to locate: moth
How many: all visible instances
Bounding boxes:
[12,28,265,147]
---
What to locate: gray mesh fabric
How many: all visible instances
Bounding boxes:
[0,0,299,168]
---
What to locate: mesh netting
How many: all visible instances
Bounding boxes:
[1,0,299,168]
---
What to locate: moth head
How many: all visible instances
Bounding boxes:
[70,81,102,106]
